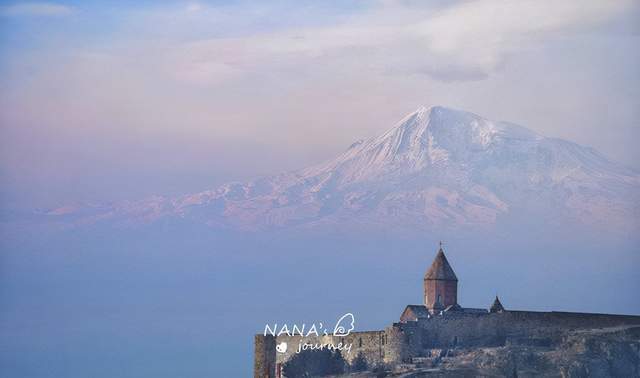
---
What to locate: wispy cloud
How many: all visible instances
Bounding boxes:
[1,2,75,17]
[146,0,637,84]
[412,0,637,80]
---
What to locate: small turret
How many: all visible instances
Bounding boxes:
[489,296,505,313]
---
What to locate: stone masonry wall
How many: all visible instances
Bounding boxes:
[424,279,457,308]
[416,311,640,352]
[273,331,385,365]
[268,330,385,377]
[254,334,276,378]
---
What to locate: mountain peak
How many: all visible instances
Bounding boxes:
[357,105,502,171]
[403,105,458,123]
[415,104,469,116]
[46,106,640,233]
[398,105,485,131]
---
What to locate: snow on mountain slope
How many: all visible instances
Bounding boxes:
[48,106,640,232]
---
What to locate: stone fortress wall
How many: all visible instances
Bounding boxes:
[276,330,385,365]
[391,310,640,364]
[255,311,640,377]
[253,245,640,378]
[255,330,387,378]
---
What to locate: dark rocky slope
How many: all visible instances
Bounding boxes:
[337,325,640,377]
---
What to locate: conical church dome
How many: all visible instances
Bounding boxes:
[424,247,458,281]
[490,296,505,313]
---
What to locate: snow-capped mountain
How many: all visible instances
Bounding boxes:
[48,106,640,232]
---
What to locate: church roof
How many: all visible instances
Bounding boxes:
[424,247,458,281]
[444,304,463,312]
[400,305,431,322]
[490,296,505,313]
[404,305,430,317]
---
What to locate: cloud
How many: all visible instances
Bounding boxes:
[412,0,637,79]
[150,0,637,83]
[1,2,75,17]
[185,2,204,13]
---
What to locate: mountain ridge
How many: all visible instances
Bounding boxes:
[46,106,640,233]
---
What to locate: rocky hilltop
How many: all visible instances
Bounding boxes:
[342,325,640,377]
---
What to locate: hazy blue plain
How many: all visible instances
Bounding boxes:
[2,222,638,377]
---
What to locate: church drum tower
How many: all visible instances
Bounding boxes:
[424,244,458,312]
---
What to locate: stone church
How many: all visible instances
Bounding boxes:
[254,245,640,377]
[400,243,502,322]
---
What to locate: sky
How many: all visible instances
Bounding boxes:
[1,0,639,208]
[1,3,639,377]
